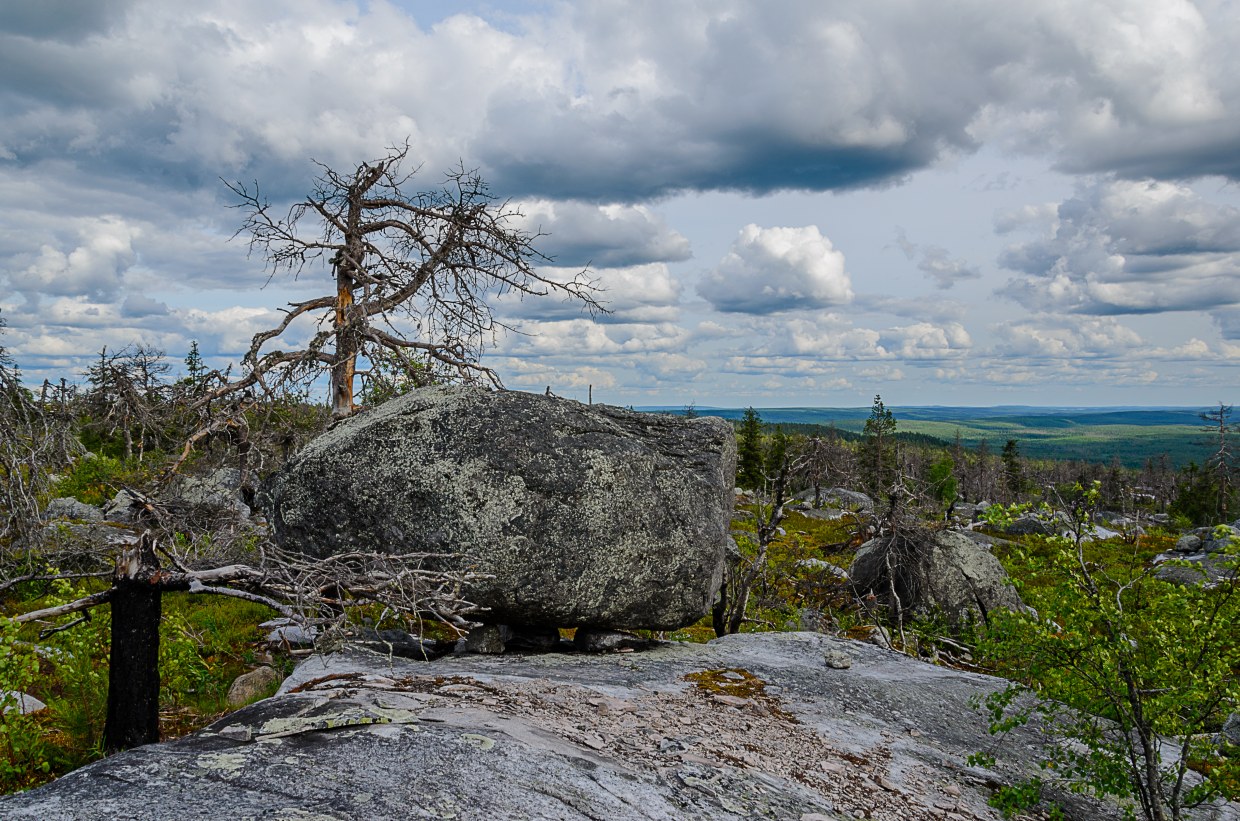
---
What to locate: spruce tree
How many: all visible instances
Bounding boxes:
[736,407,765,490]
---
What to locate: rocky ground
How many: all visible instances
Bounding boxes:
[2,631,1236,821]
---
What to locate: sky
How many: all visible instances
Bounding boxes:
[2,0,1240,409]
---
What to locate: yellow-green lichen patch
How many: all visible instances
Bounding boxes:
[458,732,497,751]
[255,705,419,740]
[195,751,249,779]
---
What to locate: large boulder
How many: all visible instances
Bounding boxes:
[261,386,736,630]
[850,529,1024,628]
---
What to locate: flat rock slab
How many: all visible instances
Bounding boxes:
[3,633,1212,821]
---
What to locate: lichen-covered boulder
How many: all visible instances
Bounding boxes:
[850,529,1024,628]
[261,386,736,630]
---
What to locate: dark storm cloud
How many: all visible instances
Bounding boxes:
[0,0,133,43]
[514,201,691,268]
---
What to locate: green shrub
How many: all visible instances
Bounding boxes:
[0,617,50,792]
[51,455,150,507]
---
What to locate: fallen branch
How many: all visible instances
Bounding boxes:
[13,590,113,624]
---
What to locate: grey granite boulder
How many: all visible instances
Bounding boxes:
[1155,525,1238,586]
[42,497,104,522]
[851,529,1024,628]
[262,386,736,630]
[169,467,250,516]
[225,666,281,707]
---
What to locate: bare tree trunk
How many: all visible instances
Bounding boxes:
[104,537,163,753]
[331,265,357,419]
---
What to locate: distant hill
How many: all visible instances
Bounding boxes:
[637,406,1216,468]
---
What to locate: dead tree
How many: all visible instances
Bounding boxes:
[215,143,602,419]
[13,521,486,753]
[0,326,81,557]
[714,432,805,636]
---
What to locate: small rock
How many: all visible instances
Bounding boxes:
[506,625,561,652]
[943,784,961,797]
[226,666,281,707]
[824,649,852,669]
[265,622,317,648]
[0,691,46,715]
[461,624,512,654]
[712,694,754,709]
[573,627,649,653]
[801,814,833,821]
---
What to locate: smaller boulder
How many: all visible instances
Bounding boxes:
[460,624,511,655]
[170,468,251,516]
[226,666,281,707]
[261,619,317,648]
[573,627,649,653]
[1001,514,1058,537]
[1,691,46,715]
[1222,713,1240,752]
[43,498,104,523]
[851,529,1024,629]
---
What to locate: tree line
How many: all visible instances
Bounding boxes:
[730,395,1235,528]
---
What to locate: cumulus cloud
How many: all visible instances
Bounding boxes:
[697,224,853,314]
[879,322,972,360]
[513,201,690,268]
[999,178,1240,315]
[992,315,1143,359]
[495,263,681,324]
[894,230,982,290]
[17,217,138,302]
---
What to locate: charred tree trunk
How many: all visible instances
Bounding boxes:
[103,536,163,753]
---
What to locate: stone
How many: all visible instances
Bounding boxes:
[1222,713,1240,751]
[850,529,1025,629]
[261,619,317,648]
[169,467,250,516]
[1155,525,1239,586]
[261,386,736,630]
[101,489,143,523]
[42,497,104,522]
[1175,533,1204,553]
[226,666,281,707]
[461,624,512,654]
[1000,514,1058,536]
[345,628,450,660]
[573,627,649,653]
[0,691,46,715]
[798,487,874,512]
[824,650,852,669]
[0,632,1147,821]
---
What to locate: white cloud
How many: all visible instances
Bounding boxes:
[999,178,1240,315]
[894,230,981,290]
[880,322,972,360]
[992,315,1143,359]
[18,217,138,302]
[697,224,853,314]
